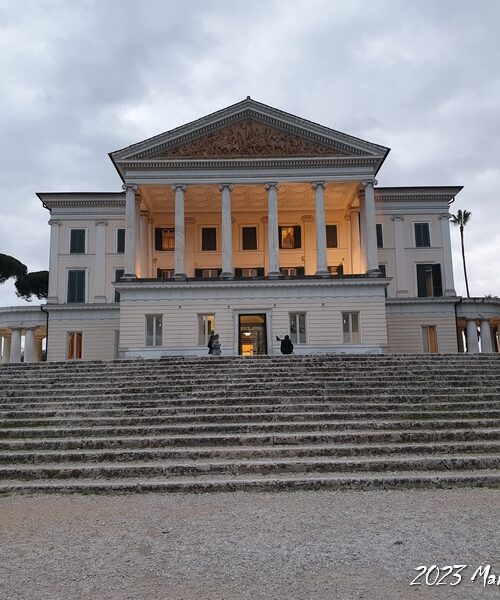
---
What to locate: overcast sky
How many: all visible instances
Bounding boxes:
[1,0,499,305]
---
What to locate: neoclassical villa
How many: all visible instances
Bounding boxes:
[1,98,500,362]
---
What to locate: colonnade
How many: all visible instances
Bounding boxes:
[122,179,380,280]
[458,319,500,353]
[0,329,45,364]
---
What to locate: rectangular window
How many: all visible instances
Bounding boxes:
[290,313,306,344]
[117,228,125,253]
[67,332,83,359]
[114,268,124,302]
[242,227,257,250]
[157,268,175,279]
[279,226,301,249]
[155,228,175,251]
[422,325,438,353]
[198,314,215,346]
[414,223,431,247]
[280,267,305,277]
[326,225,338,248]
[70,229,85,254]
[67,270,85,303]
[416,264,443,297]
[202,227,217,251]
[342,312,360,344]
[145,315,162,347]
[376,224,384,249]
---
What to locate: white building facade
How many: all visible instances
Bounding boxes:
[1,98,499,362]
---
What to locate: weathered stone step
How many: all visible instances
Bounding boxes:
[4,439,500,465]
[2,402,500,420]
[2,453,500,481]
[1,469,500,495]
[3,417,500,439]
[2,427,500,452]
[3,408,500,428]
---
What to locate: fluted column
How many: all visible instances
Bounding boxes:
[24,328,36,363]
[466,319,479,353]
[2,334,11,364]
[10,329,22,363]
[173,184,187,279]
[312,182,329,276]
[480,319,494,353]
[392,215,408,296]
[265,183,281,277]
[122,183,138,278]
[361,180,380,275]
[94,220,108,302]
[47,219,61,303]
[140,211,149,278]
[439,214,456,296]
[35,334,44,362]
[219,184,234,278]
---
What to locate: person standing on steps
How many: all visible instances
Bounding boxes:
[210,334,222,356]
[207,334,215,355]
[276,334,294,355]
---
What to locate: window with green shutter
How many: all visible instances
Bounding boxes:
[67,270,85,303]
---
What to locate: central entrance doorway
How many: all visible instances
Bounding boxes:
[238,314,268,356]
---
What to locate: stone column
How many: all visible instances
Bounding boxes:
[392,215,409,297]
[350,210,362,273]
[312,182,329,276]
[439,214,456,296]
[466,319,479,353]
[24,328,36,363]
[361,180,380,275]
[47,219,61,303]
[35,334,44,362]
[10,329,22,363]
[480,319,494,353]
[496,324,500,353]
[2,334,11,364]
[265,183,281,277]
[219,184,234,278]
[173,184,187,279]
[140,211,149,278]
[122,184,138,278]
[94,220,108,302]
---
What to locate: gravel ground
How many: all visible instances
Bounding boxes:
[1,489,500,600]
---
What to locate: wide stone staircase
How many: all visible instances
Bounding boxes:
[1,354,500,494]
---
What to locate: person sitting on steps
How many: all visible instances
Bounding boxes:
[276,334,294,355]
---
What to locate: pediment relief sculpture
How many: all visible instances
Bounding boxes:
[155,120,347,158]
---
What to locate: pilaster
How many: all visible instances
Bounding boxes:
[439,213,456,296]
[391,215,408,297]
[94,220,108,302]
[47,219,61,303]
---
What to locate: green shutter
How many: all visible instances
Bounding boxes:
[432,264,443,297]
[293,226,301,248]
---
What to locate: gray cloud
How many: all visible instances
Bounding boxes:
[1,0,499,305]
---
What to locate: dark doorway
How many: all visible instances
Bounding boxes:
[238,314,268,356]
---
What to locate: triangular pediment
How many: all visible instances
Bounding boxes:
[111,98,390,169]
[149,119,347,159]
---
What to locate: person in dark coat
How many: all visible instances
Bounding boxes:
[278,334,294,354]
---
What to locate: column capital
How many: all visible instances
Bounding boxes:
[260,216,268,224]
[362,179,378,188]
[172,184,187,192]
[301,214,314,223]
[48,219,61,227]
[311,181,326,190]
[264,182,279,191]
[218,183,234,192]
[140,210,149,218]
[438,213,451,221]
[95,220,108,226]
[122,183,137,192]
[185,216,196,225]
[391,214,405,221]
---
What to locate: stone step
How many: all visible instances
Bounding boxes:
[3,408,500,428]
[1,469,500,495]
[3,439,500,465]
[2,453,500,481]
[2,417,500,439]
[2,427,500,452]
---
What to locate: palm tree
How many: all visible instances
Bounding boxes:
[450,209,472,298]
